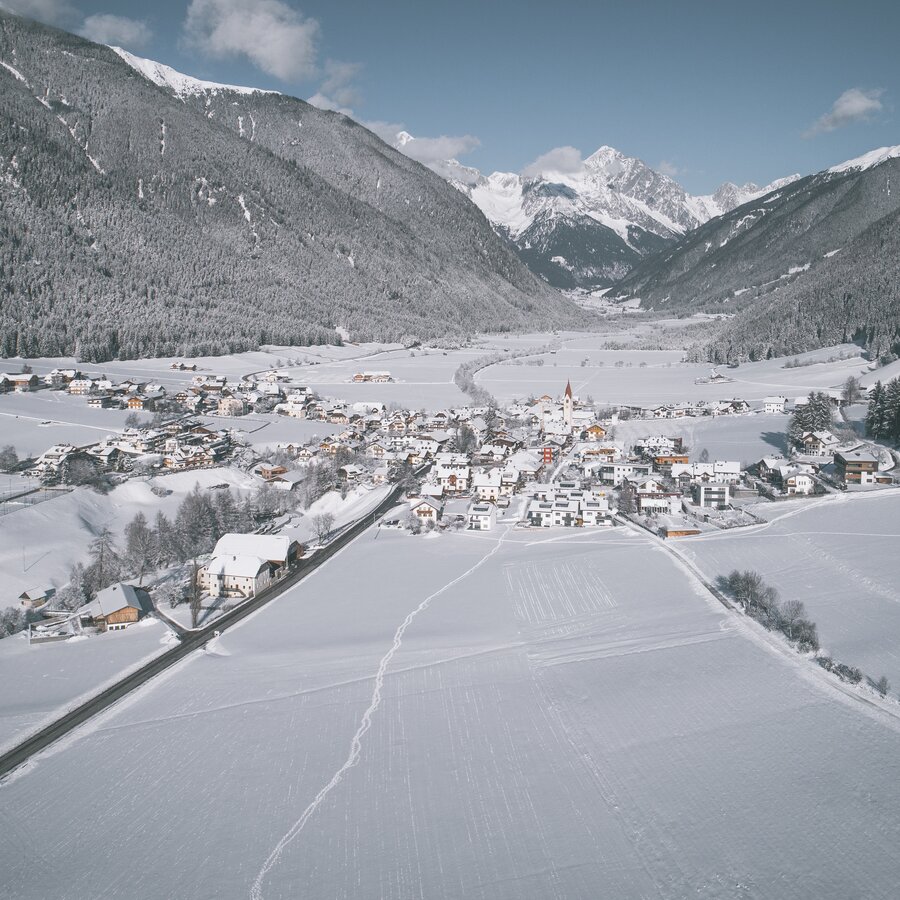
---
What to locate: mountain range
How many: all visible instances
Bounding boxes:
[405,134,900,362]
[0,12,580,362]
[1,10,898,366]
[404,141,799,290]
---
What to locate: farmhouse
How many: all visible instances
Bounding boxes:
[19,586,55,609]
[200,555,272,599]
[410,497,443,522]
[82,583,152,632]
[211,533,300,569]
[763,396,788,414]
[801,431,839,455]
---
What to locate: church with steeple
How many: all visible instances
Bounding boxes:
[563,380,573,430]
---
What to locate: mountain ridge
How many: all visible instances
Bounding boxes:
[0,13,582,361]
[409,139,799,290]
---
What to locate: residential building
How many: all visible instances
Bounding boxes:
[692,483,731,508]
[834,449,879,485]
[467,502,496,531]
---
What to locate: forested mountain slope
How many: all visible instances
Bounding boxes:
[0,13,580,361]
[704,205,900,363]
[615,151,900,360]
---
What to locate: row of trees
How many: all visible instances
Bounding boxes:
[719,569,891,696]
[719,569,819,651]
[865,378,900,444]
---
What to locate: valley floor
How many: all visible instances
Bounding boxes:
[3,523,900,899]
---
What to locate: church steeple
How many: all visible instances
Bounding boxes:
[564,380,573,399]
[563,380,573,429]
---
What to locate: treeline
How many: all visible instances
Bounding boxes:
[719,569,891,697]
[865,378,900,444]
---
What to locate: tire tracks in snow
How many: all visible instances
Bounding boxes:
[249,527,511,900]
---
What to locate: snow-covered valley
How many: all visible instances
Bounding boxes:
[3,524,900,899]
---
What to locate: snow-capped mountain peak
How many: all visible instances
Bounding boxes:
[111,47,278,98]
[827,144,900,174]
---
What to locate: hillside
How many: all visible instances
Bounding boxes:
[0,14,581,362]
[614,150,900,360]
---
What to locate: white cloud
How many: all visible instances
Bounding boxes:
[183,0,319,82]
[521,146,584,178]
[307,60,361,115]
[80,14,152,48]
[358,122,481,177]
[0,0,75,25]
[363,120,406,143]
[657,159,681,177]
[319,60,360,108]
[804,87,884,137]
[398,133,481,166]
[307,92,352,115]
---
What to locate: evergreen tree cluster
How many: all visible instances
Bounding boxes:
[865,379,900,444]
[788,392,834,447]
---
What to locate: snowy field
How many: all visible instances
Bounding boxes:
[199,413,342,451]
[3,525,900,899]
[0,467,259,603]
[0,389,138,457]
[0,617,173,753]
[3,335,889,422]
[680,490,900,690]
[612,412,792,462]
[477,341,881,405]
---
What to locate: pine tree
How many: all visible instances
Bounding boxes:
[85,528,122,595]
[153,511,181,565]
[865,381,884,437]
[124,512,156,584]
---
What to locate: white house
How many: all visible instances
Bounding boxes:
[200,555,272,599]
[410,497,443,523]
[467,502,496,531]
[763,396,788,414]
[472,469,502,501]
[692,483,731,508]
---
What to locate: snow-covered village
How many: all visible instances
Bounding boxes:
[4,3,900,899]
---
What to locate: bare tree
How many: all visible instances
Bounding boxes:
[780,598,806,640]
[124,511,156,585]
[875,675,890,697]
[311,512,335,544]
[0,445,18,473]
[842,376,863,406]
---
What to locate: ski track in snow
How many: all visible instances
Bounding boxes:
[249,527,511,900]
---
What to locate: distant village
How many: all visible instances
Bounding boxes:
[3,365,895,645]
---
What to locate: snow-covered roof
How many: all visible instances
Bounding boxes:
[205,555,269,579]
[212,533,294,564]
[85,583,151,618]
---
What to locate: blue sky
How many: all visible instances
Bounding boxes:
[4,0,898,192]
